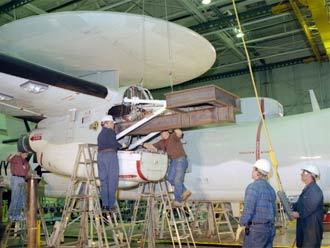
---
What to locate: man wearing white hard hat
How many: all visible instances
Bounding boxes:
[240,159,276,248]
[289,165,324,248]
[97,115,123,212]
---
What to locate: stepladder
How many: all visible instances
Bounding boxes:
[212,202,236,241]
[189,201,236,242]
[2,180,50,247]
[49,143,129,248]
[129,179,196,248]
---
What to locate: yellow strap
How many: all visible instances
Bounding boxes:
[232,0,282,192]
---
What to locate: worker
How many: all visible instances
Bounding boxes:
[144,129,191,207]
[240,159,276,248]
[97,115,123,212]
[289,165,323,248]
[7,151,30,221]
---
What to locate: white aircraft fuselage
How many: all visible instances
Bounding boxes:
[182,108,330,202]
[6,102,328,203]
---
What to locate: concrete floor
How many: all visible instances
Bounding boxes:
[0,222,330,248]
[2,222,330,247]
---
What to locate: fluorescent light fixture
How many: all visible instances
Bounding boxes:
[0,93,13,101]
[236,30,244,38]
[202,0,211,4]
[20,80,49,94]
[300,155,322,160]
[233,27,245,38]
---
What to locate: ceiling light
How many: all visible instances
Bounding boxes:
[0,93,13,101]
[202,0,211,4]
[236,31,245,38]
[233,27,245,38]
[300,155,322,160]
[20,80,49,94]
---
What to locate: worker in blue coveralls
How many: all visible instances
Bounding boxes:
[240,159,276,248]
[289,165,324,248]
[97,115,124,212]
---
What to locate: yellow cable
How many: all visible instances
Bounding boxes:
[231,0,282,192]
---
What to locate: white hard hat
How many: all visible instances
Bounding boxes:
[254,159,271,174]
[302,165,320,178]
[101,115,115,123]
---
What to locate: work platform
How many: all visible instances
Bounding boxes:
[116,85,240,135]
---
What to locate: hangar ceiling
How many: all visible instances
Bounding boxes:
[0,0,329,85]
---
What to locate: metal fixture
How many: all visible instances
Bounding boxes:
[20,81,49,94]
[0,93,13,100]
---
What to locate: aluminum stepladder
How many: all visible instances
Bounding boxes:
[129,179,196,248]
[2,180,50,247]
[189,201,236,242]
[49,143,129,248]
[2,182,27,248]
[212,202,235,241]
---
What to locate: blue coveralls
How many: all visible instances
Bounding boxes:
[97,127,121,209]
[294,181,324,248]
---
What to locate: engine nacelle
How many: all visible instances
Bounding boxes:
[31,142,168,188]
[17,133,33,153]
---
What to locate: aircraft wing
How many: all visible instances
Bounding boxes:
[0,53,108,119]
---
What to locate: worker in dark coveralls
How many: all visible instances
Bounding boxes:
[289,165,324,248]
[240,159,276,248]
[97,115,123,211]
[144,129,191,207]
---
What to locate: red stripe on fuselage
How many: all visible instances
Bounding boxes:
[136,160,148,181]
[119,175,137,179]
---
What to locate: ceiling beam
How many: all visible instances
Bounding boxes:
[180,0,245,60]
[307,0,330,59]
[24,3,47,14]
[0,0,33,13]
[289,0,322,62]
[190,4,277,34]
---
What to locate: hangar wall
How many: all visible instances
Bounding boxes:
[152,61,330,116]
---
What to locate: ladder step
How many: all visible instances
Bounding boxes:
[172,234,191,240]
[169,220,187,225]
[218,231,235,234]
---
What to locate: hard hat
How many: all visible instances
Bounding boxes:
[254,159,271,174]
[302,165,320,178]
[101,115,115,123]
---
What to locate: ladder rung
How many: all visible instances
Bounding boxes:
[218,231,234,235]
[172,234,191,240]
[169,220,187,225]
[216,221,231,224]
[78,160,97,164]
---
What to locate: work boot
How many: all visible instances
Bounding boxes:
[109,206,118,213]
[182,190,192,201]
[172,201,183,208]
[102,206,110,213]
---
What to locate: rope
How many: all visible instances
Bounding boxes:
[140,0,146,88]
[231,0,283,192]
[164,0,174,92]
